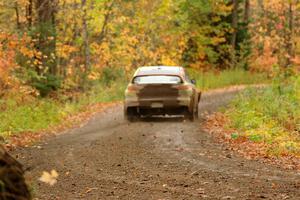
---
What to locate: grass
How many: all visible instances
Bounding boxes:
[0,68,267,138]
[0,80,126,138]
[225,76,300,156]
[188,68,268,90]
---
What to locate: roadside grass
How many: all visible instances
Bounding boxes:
[0,80,126,138]
[188,68,268,90]
[0,68,267,138]
[225,76,300,156]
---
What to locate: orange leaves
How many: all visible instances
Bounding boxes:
[249,0,300,70]
[0,32,39,99]
[57,43,78,59]
[0,33,18,88]
[250,37,278,73]
[87,71,100,81]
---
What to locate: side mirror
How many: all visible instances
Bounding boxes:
[191,79,196,84]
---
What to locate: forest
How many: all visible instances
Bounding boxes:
[1,0,300,199]
[0,0,299,155]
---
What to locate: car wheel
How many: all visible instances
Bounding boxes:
[189,107,199,122]
[125,108,140,122]
[190,111,197,122]
[184,109,195,122]
[195,105,199,120]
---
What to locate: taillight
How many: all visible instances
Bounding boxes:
[174,85,190,90]
[174,84,193,95]
[126,84,140,92]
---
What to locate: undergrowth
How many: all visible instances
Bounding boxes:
[188,68,268,90]
[0,80,126,137]
[225,76,300,156]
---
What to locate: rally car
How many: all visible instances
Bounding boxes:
[124,66,201,121]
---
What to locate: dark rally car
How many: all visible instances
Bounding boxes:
[124,66,201,121]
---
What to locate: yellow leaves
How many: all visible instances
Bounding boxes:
[48,36,55,41]
[57,43,78,59]
[88,71,100,80]
[297,2,300,10]
[198,50,206,60]
[33,59,42,66]
[213,2,232,15]
[19,46,35,59]
[212,16,221,23]
[211,37,226,45]
[39,170,59,186]
[161,55,178,66]
[126,37,139,46]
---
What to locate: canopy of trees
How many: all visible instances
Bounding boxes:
[0,0,299,97]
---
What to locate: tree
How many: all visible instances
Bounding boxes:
[231,0,239,50]
[287,1,295,66]
[81,0,90,87]
[35,0,57,75]
[179,0,232,69]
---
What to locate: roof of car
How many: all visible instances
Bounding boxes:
[134,66,184,76]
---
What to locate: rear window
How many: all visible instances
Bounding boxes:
[133,75,182,84]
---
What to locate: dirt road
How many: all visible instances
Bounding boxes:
[14,89,300,200]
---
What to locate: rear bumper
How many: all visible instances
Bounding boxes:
[124,97,191,108]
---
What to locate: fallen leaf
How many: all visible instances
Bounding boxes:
[39,170,59,186]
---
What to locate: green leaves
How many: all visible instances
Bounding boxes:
[178,0,232,68]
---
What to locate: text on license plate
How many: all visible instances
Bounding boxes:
[151,102,163,108]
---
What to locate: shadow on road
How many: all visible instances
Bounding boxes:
[137,116,194,123]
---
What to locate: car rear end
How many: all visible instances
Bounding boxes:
[124,71,195,120]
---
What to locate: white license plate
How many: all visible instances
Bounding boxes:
[151,102,163,108]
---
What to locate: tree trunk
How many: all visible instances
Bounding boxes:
[98,0,115,44]
[81,0,90,87]
[256,0,264,54]
[257,0,264,14]
[14,2,21,29]
[36,0,57,75]
[287,1,294,66]
[231,0,239,50]
[26,0,33,29]
[230,0,239,67]
[244,0,250,24]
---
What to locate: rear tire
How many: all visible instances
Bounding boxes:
[184,109,194,122]
[194,105,199,120]
[125,108,140,122]
[184,106,198,122]
[190,112,196,122]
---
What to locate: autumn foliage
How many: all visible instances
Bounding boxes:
[0,33,18,94]
[0,0,298,98]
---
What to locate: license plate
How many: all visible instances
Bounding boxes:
[151,102,163,108]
